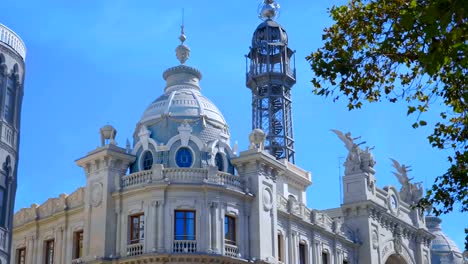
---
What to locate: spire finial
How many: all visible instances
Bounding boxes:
[179,8,186,44]
[258,0,280,21]
[176,8,190,64]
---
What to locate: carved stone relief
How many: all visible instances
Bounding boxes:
[90,182,103,207]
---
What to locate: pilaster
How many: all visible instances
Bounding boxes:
[231,148,283,263]
[76,142,135,260]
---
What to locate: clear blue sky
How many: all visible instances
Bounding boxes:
[3,0,466,249]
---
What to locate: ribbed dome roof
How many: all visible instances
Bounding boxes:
[139,65,227,130]
[426,215,463,256]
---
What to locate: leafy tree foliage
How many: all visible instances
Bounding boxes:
[307,0,467,249]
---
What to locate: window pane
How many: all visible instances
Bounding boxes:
[186,211,195,219]
[299,244,306,264]
[78,232,83,258]
[175,211,184,218]
[186,219,195,239]
[175,218,184,238]
[174,211,196,240]
[45,241,54,264]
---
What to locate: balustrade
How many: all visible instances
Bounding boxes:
[121,168,245,191]
[71,258,84,264]
[173,240,197,253]
[0,24,27,59]
[127,243,144,256]
[225,244,240,258]
[121,170,152,187]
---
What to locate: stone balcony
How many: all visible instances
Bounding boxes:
[0,24,26,60]
[225,244,240,258]
[126,243,144,256]
[173,240,197,253]
[119,166,245,193]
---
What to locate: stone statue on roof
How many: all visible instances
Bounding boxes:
[390,158,423,204]
[332,129,375,175]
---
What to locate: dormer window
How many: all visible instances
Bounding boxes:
[215,153,224,171]
[142,151,153,170]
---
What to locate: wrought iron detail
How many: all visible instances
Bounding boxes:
[246,14,296,163]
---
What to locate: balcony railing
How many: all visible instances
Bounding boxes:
[173,240,197,253]
[127,243,144,256]
[120,168,245,192]
[121,170,152,187]
[0,24,26,60]
[71,258,84,264]
[225,244,240,258]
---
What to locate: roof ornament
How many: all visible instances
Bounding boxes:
[176,9,190,64]
[258,0,280,21]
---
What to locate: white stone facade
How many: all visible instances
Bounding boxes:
[8,3,456,264]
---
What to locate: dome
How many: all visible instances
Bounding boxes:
[426,215,464,264]
[137,64,229,144]
[130,28,234,174]
[252,19,288,47]
[140,66,227,129]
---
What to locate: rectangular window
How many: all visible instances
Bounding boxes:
[322,251,329,264]
[73,230,83,259]
[277,234,283,262]
[44,240,54,264]
[224,215,236,245]
[16,248,26,264]
[174,210,196,240]
[129,214,144,244]
[299,243,306,264]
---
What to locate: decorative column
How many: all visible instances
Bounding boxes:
[54,227,62,263]
[157,201,165,252]
[115,208,121,256]
[61,225,67,263]
[207,202,212,252]
[210,202,218,253]
[288,230,294,264]
[151,201,158,252]
[26,235,34,264]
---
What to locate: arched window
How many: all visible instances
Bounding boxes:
[4,73,15,124]
[0,55,5,113]
[142,151,153,170]
[215,153,224,171]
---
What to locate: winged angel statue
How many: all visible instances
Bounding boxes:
[331,130,376,175]
[390,158,423,204]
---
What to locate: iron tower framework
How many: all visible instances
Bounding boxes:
[246,16,296,163]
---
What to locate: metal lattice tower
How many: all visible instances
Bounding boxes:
[246,0,296,163]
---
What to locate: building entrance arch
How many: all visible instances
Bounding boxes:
[385,254,408,264]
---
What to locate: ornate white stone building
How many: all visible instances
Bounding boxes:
[9,1,466,264]
[0,23,26,264]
